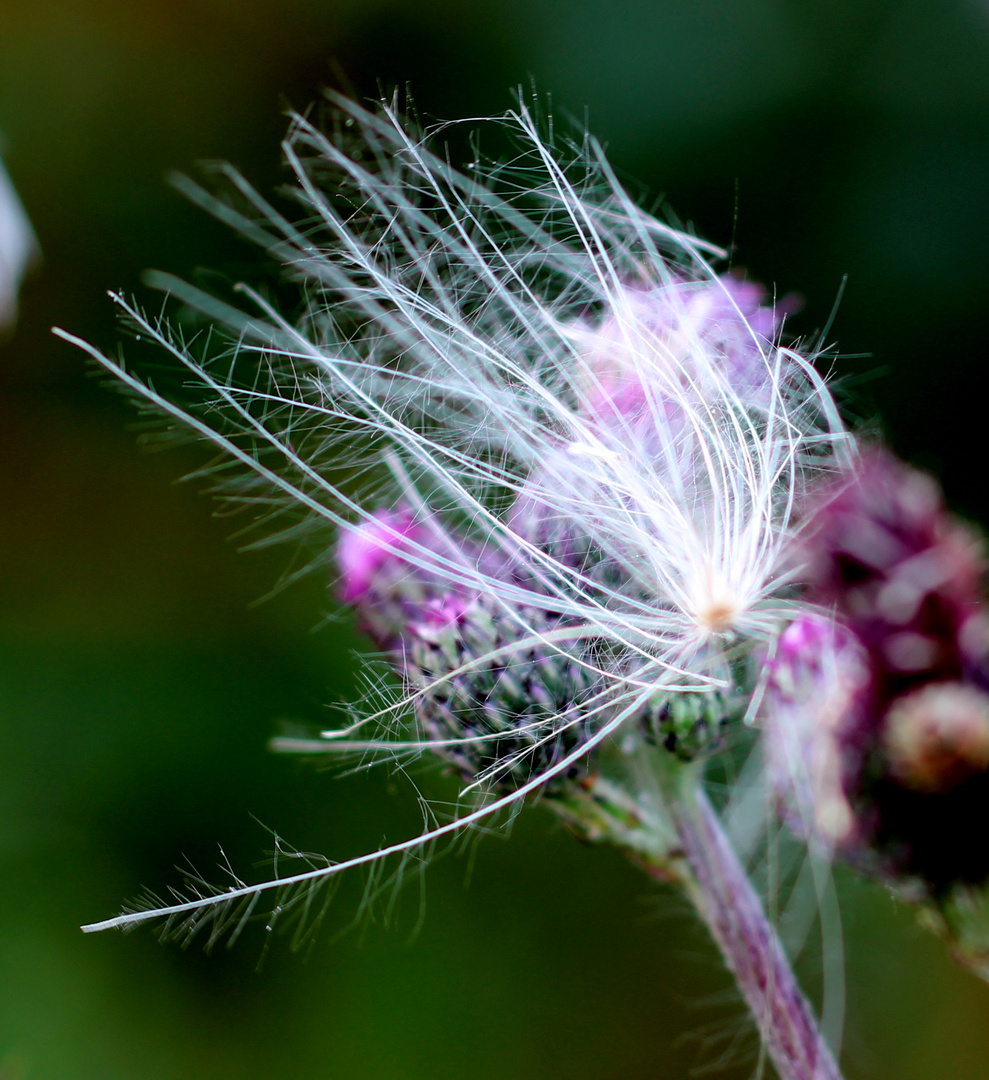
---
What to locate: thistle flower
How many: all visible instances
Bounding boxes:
[335,507,463,646]
[763,450,989,898]
[60,95,850,960]
[337,507,602,790]
[54,94,867,1080]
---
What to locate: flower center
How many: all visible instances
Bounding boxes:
[696,601,738,634]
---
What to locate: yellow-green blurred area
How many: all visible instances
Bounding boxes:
[3,0,989,1077]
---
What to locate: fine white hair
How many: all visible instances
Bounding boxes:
[58,92,852,941]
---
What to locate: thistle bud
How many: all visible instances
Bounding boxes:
[639,686,734,761]
[407,597,600,791]
[762,614,871,850]
[337,507,600,792]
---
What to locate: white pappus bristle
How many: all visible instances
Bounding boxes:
[56,91,853,943]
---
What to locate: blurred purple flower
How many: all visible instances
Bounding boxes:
[763,450,989,889]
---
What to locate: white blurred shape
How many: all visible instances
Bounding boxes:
[0,150,39,332]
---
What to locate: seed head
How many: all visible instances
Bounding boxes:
[61,94,851,939]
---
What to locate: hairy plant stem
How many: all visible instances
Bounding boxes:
[553,769,845,1080]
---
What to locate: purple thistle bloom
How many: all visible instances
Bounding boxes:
[803,449,988,694]
[335,507,474,648]
[575,275,789,421]
[337,507,424,606]
[764,450,989,889]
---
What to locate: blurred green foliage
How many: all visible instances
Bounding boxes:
[3,0,989,1076]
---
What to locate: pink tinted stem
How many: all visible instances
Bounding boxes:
[671,788,844,1080]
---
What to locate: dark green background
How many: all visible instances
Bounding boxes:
[3,1,989,1076]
